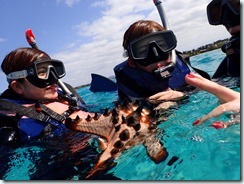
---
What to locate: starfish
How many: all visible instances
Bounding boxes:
[65,99,168,178]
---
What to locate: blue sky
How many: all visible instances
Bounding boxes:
[0,0,232,93]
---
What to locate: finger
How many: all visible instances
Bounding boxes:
[149,91,168,100]
[193,104,226,125]
[193,101,240,126]
[154,101,177,110]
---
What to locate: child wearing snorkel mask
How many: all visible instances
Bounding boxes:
[0,47,91,142]
[1,48,65,101]
[207,0,240,78]
[114,20,192,102]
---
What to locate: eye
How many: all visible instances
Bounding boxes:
[37,67,48,79]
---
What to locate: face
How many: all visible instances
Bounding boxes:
[11,61,59,100]
[207,0,240,34]
[16,79,58,100]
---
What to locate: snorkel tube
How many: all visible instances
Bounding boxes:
[153,0,177,78]
[25,29,39,50]
[153,0,211,80]
[25,29,79,105]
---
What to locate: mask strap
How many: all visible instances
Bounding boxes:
[6,70,29,83]
[123,50,128,58]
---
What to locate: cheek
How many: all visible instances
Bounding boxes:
[23,82,45,99]
[28,88,45,99]
[144,63,161,73]
[137,65,153,73]
[145,66,155,73]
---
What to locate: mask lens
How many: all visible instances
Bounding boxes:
[129,30,176,60]
[207,0,221,24]
[52,61,66,78]
[36,64,49,79]
[35,60,65,80]
[207,0,240,25]
[26,59,65,88]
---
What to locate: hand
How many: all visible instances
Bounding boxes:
[148,89,186,113]
[185,72,240,128]
[148,89,185,104]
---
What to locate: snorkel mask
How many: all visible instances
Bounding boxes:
[126,30,177,79]
[7,59,66,88]
[207,0,240,29]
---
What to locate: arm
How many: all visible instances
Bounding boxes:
[185,72,240,128]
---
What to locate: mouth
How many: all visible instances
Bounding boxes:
[154,61,175,78]
[46,84,58,92]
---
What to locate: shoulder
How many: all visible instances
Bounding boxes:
[0,88,21,99]
[175,50,190,63]
[114,60,129,71]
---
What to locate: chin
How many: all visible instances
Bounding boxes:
[46,92,58,99]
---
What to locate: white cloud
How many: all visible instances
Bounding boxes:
[0,38,6,43]
[53,0,230,88]
[56,0,80,7]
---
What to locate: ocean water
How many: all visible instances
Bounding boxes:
[0,49,240,180]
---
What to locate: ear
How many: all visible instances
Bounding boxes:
[10,81,24,95]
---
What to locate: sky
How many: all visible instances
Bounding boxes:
[0,0,235,93]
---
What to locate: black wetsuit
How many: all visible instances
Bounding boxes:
[212,35,240,79]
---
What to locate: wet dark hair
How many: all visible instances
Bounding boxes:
[1,47,51,75]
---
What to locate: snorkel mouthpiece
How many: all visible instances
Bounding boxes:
[154,61,175,79]
[154,48,177,79]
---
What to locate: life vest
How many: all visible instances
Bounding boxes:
[0,85,86,145]
[0,98,70,143]
[113,53,191,99]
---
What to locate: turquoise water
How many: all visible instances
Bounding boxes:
[0,49,240,180]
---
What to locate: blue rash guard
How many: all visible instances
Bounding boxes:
[114,54,191,100]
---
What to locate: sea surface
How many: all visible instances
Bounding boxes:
[0,49,240,181]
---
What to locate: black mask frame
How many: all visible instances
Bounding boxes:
[207,0,240,26]
[7,59,66,88]
[127,30,177,67]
